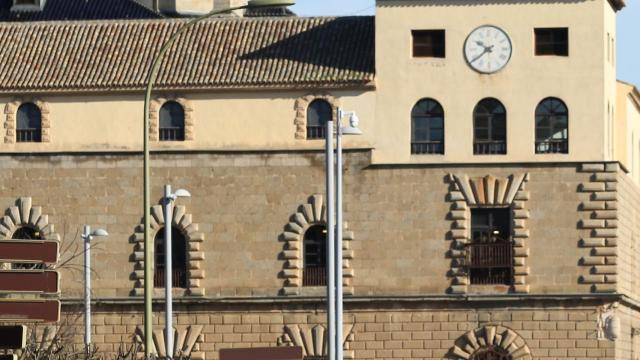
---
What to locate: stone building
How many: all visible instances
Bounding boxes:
[0,0,639,359]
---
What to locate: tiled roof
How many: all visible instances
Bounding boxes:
[0,16,375,93]
[0,0,160,21]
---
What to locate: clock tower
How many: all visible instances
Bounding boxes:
[373,0,624,164]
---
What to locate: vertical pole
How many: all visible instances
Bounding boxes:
[83,225,91,346]
[325,118,336,360]
[164,185,174,359]
[144,88,153,357]
[335,109,344,360]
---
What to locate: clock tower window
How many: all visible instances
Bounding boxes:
[412,30,445,58]
[535,28,569,56]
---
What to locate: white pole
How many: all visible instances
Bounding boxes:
[335,109,344,360]
[164,184,174,359]
[325,118,336,360]
[83,225,91,346]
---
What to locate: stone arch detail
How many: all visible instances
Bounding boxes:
[148,95,194,141]
[135,325,205,360]
[278,324,355,359]
[4,98,51,144]
[446,174,531,294]
[0,197,60,241]
[293,94,340,139]
[448,325,532,360]
[132,203,205,296]
[279,194,354,295]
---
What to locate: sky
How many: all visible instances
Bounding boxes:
[290,0,640,87]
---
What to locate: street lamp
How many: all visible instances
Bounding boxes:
[325,109,362,360]
[141,0,295,356]
[82,225,109,348]
[163,184,190,359]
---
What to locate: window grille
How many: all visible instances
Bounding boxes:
[16,103,42,143]
[154,227,188,288]
[535,97,568,154]
[307,100,332,140]
[303,225,327,286]
[159,101,185,141]
[471,346,512,360]
[473,98,507,155]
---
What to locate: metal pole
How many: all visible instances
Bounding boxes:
[164,185,173,359]
[325,118,336,360]
[335,109,344,360]
[83,225,91,346]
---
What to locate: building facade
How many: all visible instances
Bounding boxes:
[1,0,640,359]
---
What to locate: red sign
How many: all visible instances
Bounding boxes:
[0,240,58,264]
[0,300,60,322]
[220,347,302,360]
[0,271,59,294]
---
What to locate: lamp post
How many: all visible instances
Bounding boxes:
[325,109,362,360]
[163,184,191,359]
[141,0,295,356]
[82,225,109,347]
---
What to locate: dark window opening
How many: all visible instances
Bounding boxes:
[412,30,445,58]
[471,346,513,360]
[468,208,513,286]
[154,227,188,288]
[303,225,327,286]
[16,103,42,143]
[535,97,568,154]
[535,28,568,56]
[11,226,44,270]
[307,100,332,140]
[411,98,444,154]
[473,98,507,155]
[159,101,185,141]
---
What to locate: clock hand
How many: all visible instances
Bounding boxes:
[470,48,490,63]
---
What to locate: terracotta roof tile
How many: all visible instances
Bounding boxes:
[0,16,375,93]
[0,0,160,21]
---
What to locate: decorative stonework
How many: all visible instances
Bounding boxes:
[446,174,531,294]
[279,194,354,296]
[293,94,339,139]
[131,203,205,296]
[578,163,618,293]
[0,197,60,241]
[4,98,51,143]
[148,96,194,141]
[135,325,204,360]
[277,324,355,359]
[448,325,532,360]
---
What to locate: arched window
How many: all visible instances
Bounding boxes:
[535,97,568,154]
[154,227,188,288]
[473,98,507,155]
[471,346,512,360]
[411,98,444,154]
[302,225,327,286]
[16,102,42,143]
[159,101,185,141]
[12,226,44,269]
[307,99,332,140]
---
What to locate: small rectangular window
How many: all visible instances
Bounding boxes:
[468,208,513,286]
[412,30,445,58]
[534,28,568,56]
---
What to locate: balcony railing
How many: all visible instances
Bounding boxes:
[467,242,513,285]
[474,141,506,155]
[159,127,185,141]
[306,126,325,140]
[536,140,568,154]
[16,129,41,143]
[154,268,187,288]
[303,266,326,286]
[411,141,444,155]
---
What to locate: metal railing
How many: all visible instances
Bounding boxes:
[16,129,41,143]
[474,141,506,155]
[468,242,513,285]
[411,141,444,155]
[307,126,325,140]
[154,268,187,288]
[303,266,326,286]
[159,127,185,141]
[536,140,568,154]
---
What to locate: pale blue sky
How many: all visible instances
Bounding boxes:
[290,1,639,87]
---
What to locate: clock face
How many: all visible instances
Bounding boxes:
[464,25,512,74]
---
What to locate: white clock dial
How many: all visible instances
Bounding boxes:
[464,25,512,74]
